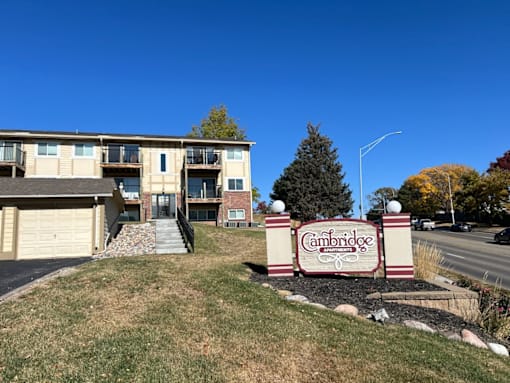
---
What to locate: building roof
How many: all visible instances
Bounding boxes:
[0,129,255,146]
[0,178,118,198]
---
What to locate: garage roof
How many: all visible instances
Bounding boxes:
[0,178,119,198]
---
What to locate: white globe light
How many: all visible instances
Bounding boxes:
[271,200,285,213]
[386,200,402,214]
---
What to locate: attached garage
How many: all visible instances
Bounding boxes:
[18,208,94,259]
[0,178,123,260]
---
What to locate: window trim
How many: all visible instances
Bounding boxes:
[73,142,95,158]
[228,209,245,220]
[36,141,59,157]
[226,147,243,161]
[226,177,245,191]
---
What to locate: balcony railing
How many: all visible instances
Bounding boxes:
[101,146,142,165]
[0,144,26,168]
[186,150,221,166]
[187,185,222,200]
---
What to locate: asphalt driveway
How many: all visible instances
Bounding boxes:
[0,257,91,297]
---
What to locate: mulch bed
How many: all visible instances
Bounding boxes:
[250,270,508,347]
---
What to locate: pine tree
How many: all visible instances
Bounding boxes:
[270,123,353,221]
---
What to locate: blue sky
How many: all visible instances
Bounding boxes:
[1,0,508,216]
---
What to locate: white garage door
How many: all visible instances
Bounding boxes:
[18,208,93,259]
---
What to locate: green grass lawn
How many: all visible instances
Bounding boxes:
[1,224,509,382]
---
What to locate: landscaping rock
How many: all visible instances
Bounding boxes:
[403,320,437,333]
[277,289,293,297]
[334,304,359,317]
[285,294,309,303]
[461,329,489,349]
[305,302,328,310]
[488,343,509,357]
[100,223,156,258]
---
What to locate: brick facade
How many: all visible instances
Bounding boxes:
[221,191,252,225]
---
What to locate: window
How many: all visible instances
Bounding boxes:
[228,209,245,220]
[160,153,167,172]
[227,178,244,191]
[189,209,217,221]
[74,143,94,157]
[37,142,58,156]
[226,148,243,161]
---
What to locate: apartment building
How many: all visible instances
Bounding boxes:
[0,129,255,259]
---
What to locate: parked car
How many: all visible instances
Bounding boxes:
[413,219,435,231]
[450,222,472,232]
[494,228,510,244]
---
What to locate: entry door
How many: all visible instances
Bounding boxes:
[152,194,176,219]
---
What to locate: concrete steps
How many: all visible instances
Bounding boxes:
[155,219,188,254]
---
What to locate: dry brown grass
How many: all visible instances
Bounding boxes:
[1,224,509,382]
[413,240,445,280]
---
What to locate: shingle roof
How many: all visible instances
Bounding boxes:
[0,178,118,198]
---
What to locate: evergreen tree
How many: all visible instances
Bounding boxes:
[270,123,353,221]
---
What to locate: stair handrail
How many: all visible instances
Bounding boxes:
[177,208,194,252]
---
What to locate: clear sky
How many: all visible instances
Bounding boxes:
[1,1,508,216]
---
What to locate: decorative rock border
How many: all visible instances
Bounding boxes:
[260,282,509,358]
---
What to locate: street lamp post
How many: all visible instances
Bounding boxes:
[359,131,402,219]
[431,169,455,225]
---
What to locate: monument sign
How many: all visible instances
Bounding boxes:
[296,219,381,275]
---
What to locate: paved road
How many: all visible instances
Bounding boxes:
[0,258,91,297]
[412,228,510,289]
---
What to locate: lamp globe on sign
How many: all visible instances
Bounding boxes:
[271,200,286,214]
[386,200,402,214]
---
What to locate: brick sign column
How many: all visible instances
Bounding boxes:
[265,214,294,277]
[382,213,414,279]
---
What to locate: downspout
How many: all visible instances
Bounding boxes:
[181,139,189,219]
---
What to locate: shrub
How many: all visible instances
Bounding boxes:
[456,274,510,342]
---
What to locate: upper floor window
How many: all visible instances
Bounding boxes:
[37,142,58,156]
[160,153,167,173]
[227,178,244,191]
[226,148,243,161]
[74,143,94,157]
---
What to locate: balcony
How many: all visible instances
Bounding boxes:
[186,185,223,204]
[117,178,141,204]
[0,144,26,175]
[101,145,142,168]
[185,149,221,170]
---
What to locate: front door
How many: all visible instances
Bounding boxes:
[151,194,176,219]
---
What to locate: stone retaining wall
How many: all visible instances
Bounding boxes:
[367,280,480,321]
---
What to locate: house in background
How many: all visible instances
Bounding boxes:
[0,129,255,259]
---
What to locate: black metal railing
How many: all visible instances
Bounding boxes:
[0,144,26,167]
[177,208,194,252]
[186,150,221,166]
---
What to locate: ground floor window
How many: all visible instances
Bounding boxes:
[189,209,217,221]
[228,209,245,220]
